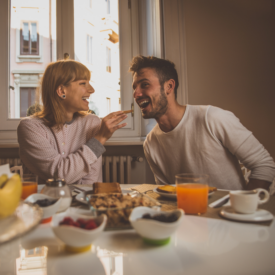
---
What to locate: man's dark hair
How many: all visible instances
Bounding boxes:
[129,55,179,99]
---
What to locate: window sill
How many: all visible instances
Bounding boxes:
[0,137,145,148]
[0,143,19,148]
[17,55,42,63]
[105,137,145,146]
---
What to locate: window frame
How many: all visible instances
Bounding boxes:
[20,21,39,56]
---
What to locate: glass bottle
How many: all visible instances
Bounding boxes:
[40,178,72,212]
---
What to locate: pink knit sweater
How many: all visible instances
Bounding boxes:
[17,114,104,185]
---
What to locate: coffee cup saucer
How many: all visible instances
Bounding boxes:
[220,206,274,222]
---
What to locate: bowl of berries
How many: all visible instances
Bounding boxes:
[129,207,184,245]
[25,193,61,224]
[51,212,107,252]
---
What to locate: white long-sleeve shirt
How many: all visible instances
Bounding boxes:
[144,105,275,190]
[17,114,105,185]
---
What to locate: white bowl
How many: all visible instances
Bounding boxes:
[129,207,184,245]
[25,193,61,221]
[52,212,107,252]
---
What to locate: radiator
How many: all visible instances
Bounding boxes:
[102,156,132,184]
[0,158,22,166]
[0,156,143,184]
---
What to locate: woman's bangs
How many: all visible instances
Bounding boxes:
[73,63,91,82]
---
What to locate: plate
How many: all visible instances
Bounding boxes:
[75,189,135,205]
[220,207,274,222]
[153,186,214,200]
[0,202,43,244]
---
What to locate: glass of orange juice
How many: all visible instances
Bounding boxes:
[176,173,209,215]
[21,174,38,200]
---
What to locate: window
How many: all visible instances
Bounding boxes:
[20,87,36,117]
[106,47,111,73]
[20,22,39,55]
[1,0,163,142]
[86,35,93,64]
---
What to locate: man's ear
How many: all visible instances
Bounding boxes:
[165,79,176,96]
[56,85,65,98]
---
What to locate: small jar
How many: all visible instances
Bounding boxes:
[40,178,72,212]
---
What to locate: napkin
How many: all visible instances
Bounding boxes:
[0,164,14,178]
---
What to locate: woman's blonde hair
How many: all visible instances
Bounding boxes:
[35,60,91,129]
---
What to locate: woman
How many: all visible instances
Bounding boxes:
[17,60,127,185]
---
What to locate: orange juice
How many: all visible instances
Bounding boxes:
[21,182,38,199]
[177,184,208,214]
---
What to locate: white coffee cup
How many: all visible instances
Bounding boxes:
[229,188,270,214]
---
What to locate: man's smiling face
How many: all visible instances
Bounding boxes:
[132,68,168,119]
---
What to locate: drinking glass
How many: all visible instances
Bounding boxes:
[176,173,209,215]
[21,174,38,199]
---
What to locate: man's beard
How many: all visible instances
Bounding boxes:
[142,87,168,119]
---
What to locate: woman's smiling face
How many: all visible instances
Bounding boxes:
[62,79,95,115]
[132,68,168,119]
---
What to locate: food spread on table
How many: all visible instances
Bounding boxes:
[88,192,159,228]
[0,162,274,254]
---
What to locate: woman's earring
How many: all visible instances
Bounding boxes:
[62,95,66,99]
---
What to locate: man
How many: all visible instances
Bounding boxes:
[130,56,275,190]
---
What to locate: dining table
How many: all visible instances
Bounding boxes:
[0,184,275,275]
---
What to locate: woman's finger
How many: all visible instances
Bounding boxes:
[111,123,127,131]
[109,114,127,125]
[102,116,127,130]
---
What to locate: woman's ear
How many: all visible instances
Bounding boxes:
[56,85,66,99]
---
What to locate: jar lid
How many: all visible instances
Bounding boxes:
[46,178,66,187]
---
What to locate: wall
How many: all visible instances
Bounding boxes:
[182,0,275,158]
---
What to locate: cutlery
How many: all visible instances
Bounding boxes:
[209,194,230,208]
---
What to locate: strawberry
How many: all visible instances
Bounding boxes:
[73,221,81,228]
[77,218,88,227]
[85,220,97,230]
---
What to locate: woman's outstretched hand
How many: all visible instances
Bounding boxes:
[94,111,127,145]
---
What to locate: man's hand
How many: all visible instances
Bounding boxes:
[246,178,271,191]
[95,111,127,145]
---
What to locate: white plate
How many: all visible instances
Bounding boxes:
[153,186,214,200]
[75,189,135,204]
[220,207,274,222]
[0,202,43,244]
